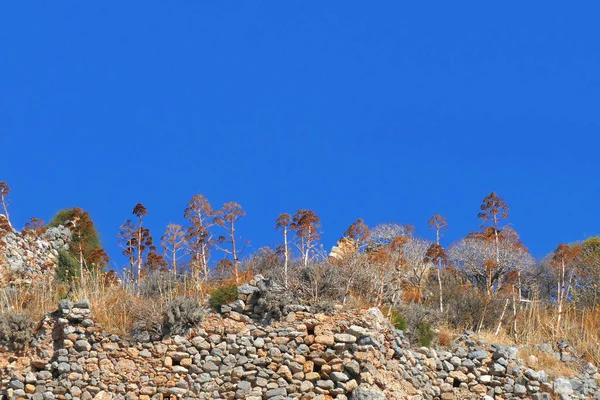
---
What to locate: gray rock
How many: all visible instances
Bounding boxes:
[266,387,287,397]
[514,384,527,395]
[468,349,489,361]
[351,385,386,400]
[237,284,259,296]
[554,377,574,396]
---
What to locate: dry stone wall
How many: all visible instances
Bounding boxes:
[0,226,71,286]
[1,277,600,400]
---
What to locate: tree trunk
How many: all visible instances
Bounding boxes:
[283,227,289,288]
[495,298,510,336]
[437,260,443,312]
[1,196,11,229]
[230,220,239,283]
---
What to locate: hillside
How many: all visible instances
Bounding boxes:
[1,275,600,399]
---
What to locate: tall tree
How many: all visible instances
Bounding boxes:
[133,203,148,281]
[146,251,168,273]
[291,209,321,268]
[184,194,218,285]
[275,213,292,288]
[0,181,12,229]
[551,243,581,329]
[402,235,432,302]
[161,223,187,275]
[579,237,600,307]
[215,202,247,283]
[118,203,155,281]
[52,208,110,280]
[428,214,448,311]
[344,218,370,251]
[477,192,510,292]
[448,233,534,296]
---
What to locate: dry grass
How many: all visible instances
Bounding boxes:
[0,273,209,337]
[475,329,518,347]
[467,301,600,376]
[518,347,579,378]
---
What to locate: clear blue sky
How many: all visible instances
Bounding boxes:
[1,2,599,271]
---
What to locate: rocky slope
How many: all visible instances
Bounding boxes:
[1,276,600,400]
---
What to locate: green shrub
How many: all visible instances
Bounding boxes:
[209,284,238,311]
[55,249,80,283]
[163,297,204,336]
[0,312,35,351]
[389,309,407,331]
[417,323,435,347]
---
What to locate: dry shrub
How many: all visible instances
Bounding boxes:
[436,279,507,331]
[130,297,164,343]
[0,311,35,351]
[138,271,178,298]
[163,296,204,336]
[437,330,452,347]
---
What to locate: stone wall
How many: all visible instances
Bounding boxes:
[0,226,71,286]
[1,279,600,399]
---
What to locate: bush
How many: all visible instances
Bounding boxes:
[439,279,506,331]
[163,297,204,336]
[388,309,407,331]
[55,249,80,283]
[129,299,164,343]
[138,271,177,298]
[209,284,238,311]
[417,323,435,347]
[0,312,35,351]
[394,302,441,346]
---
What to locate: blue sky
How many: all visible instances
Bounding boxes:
[1,2,599,271]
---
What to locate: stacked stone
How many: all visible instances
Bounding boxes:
[1,225,71,286]
[2,285,600,399]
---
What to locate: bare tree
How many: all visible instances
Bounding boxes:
[369,223,414,249]
[118,203,155,281]
[184,194,219,285]
[551,243,581,329]
[344,218,370,251]
[477,192,510,294]
[275,213,292,288]
[448,235,534,296]
[428,215,448,312]
[0,181,12,229]
[133,203,149,281]
[291,209,321,268]
[161,223,187,275]
[402,235,433,302]
[215,202,248,283]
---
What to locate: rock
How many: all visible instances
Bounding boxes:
[351,384,386,400]
[93,392,113,400]
[554,377,574,397]
[514,383,527,395]
[315,335,335,346]
[266,387,287,397]
[237,284,259,296]
[334,333,357,344]
[468,350,489,361]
